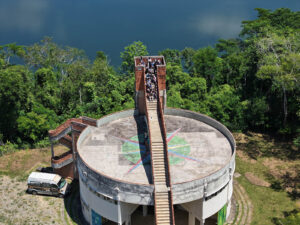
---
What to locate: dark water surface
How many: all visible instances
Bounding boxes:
[0,0,299,65]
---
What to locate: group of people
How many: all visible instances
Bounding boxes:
[146,72,157,101]
[138,56,162,72]
[140,57,162,101]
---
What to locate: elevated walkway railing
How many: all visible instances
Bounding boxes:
[49,116,97,141]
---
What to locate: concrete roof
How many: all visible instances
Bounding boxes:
[78,113,232,185]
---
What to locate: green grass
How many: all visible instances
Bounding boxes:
[64,208,72,225]
[229,202,239,225]
[0,134,298,225]
[235,155,297,225]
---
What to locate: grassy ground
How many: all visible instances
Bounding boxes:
[234,132,300,225]
[0,135,299,224]
[0,145,67,178]
[0,145,71,225]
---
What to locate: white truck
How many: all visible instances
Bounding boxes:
[27,172,69,198]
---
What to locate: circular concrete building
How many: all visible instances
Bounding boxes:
[49,56,235,225]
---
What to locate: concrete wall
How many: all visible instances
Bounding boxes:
[181,179,233,221]
[181,198,203,221]
[135,90,146,115]
[51,151,74,179]
[120,201,139,224]
[203,182,231,219]
[80,175,119,223]
[79,175,138,224]
[53,162,74,179]
[77,108,236,205]
[77,155,154,205]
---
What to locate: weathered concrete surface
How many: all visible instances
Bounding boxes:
[78,115,232,185]
[76,108,235,205]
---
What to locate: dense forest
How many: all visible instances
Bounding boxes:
[0,8,299,153]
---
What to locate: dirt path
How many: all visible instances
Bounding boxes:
[227,180,253,225]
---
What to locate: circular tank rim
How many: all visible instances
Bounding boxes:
[76,108,236,187]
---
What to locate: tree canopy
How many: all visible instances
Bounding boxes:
[0,8,299,150]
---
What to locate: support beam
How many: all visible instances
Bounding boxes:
[50,143,54,158]
[116,191,122,225]
[188,212,195,225]
[142,205,148,217]
[125,216,131,225]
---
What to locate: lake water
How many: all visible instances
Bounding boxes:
[0,0,299,65]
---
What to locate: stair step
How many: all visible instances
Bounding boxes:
[155,193,168,196]
[156,208,170,211]
[153,165,166,168]
[152,155,165,158]
[155,179,166,183]
[156,213,170,215]
[156,221,170,225]
[156,200,169,204]
[156,217,170,221]
[155,178,166,181]
[155,175,166,178]
[155,198,169,201]
[152,151,164,154]
[156,202,169,205]
[156,211,170,214]
[155,199,169,203]
[156,215,170,219]
[153,167,166,170]
[152,158,165,161]
[152,154,164,157]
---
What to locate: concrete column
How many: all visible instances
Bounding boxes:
[50,143,54,158]
[116,191,122,225]
[226,200,231,219]
[200,219,205,225]
[200,182,207,225]
[142,205,148,217]
[71,131,78,178]
[188,212,195,225]
[227,167,232,202]
[125,216,131,225]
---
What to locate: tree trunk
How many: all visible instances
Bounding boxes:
[79,88,82,105]
[283,85,287,127]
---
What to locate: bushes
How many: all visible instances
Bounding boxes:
[0,141,18,156]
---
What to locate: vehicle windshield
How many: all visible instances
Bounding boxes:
[57,178,66,189]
